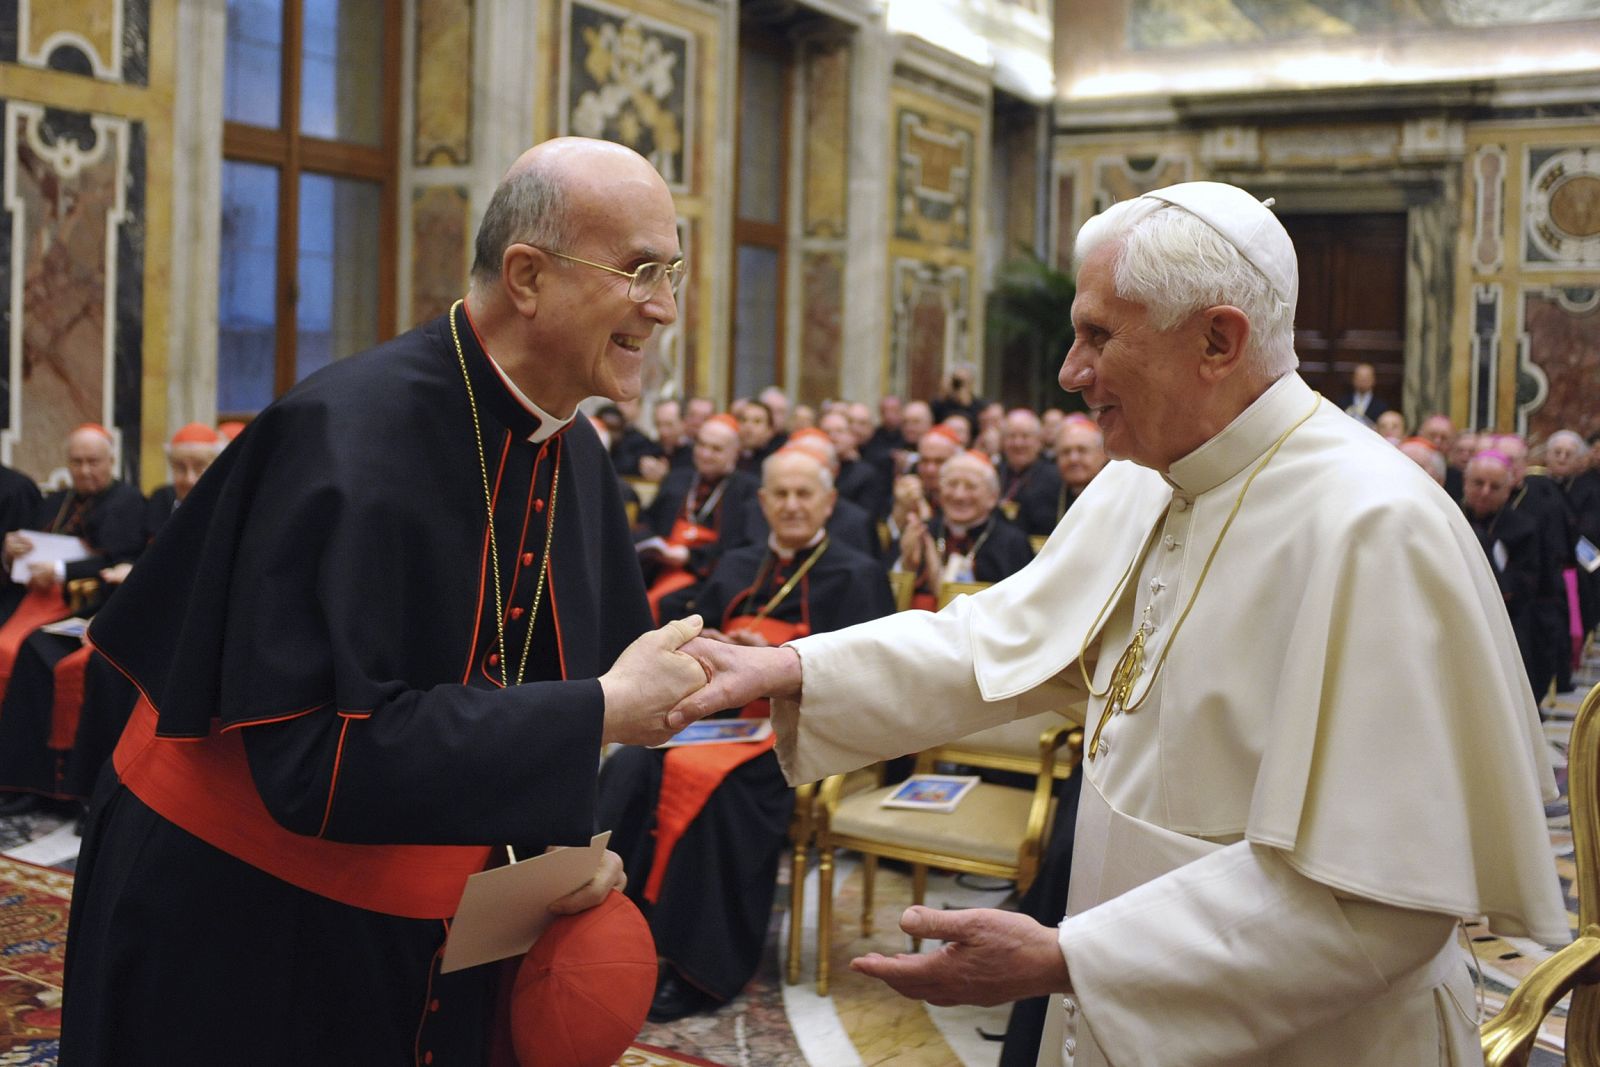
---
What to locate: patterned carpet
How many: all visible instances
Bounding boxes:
[0,856,68,1066]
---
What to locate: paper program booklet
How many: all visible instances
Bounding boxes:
[656,718,772,747]
[39,617,89,639]
[880,774,980,813]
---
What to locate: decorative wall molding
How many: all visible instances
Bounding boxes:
[1471,144,1506,275]
[1518,284,1600,439]
[1470,282,1500,431]
[1199,125,1259,168]
[1524,145,1600,270]
[1091,152,1188,213]
[890,257,968,401]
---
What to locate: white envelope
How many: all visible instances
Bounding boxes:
[439,831,611,974]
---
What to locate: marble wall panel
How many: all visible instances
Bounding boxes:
[1521,287,1600,440]
[414,0,472,167]
[3,103,142,482]
[1524,145,1600,270]
[798,250,843,404]
[802,38,849,240]
[1092,154,1188,213]
[409,184,470,327]
[891,259,967,402]
[1405,175,1457,422]
[560,0,693,192]
[3,0,148,85]
[894,108,974,250]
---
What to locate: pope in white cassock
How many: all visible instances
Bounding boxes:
[672,181,1567,1067]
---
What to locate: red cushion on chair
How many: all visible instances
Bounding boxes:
[509,891,657,1067]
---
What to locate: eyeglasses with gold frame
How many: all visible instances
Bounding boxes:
[534,246,687,302]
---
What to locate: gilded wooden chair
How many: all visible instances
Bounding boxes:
[936,580,991,609]
[622,475,659,510]
[888,570,916,613]
[1029,533,1048,555]
[808,712,1081,994]
[1481,680,1600,1066]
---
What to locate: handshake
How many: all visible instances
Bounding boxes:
[595,615,803,747]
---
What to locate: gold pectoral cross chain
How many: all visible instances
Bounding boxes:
[1088,607,1151,761]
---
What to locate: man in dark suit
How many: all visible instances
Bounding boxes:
[1462,451,1552,703]
[822,408,889,521]
[640,414,760,618]
[1341,362,1385,425]
[997,409,1062,539]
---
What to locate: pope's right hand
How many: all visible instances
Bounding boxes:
[598,616,711,747]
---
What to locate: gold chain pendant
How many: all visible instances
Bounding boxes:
[1088,616,1149,761]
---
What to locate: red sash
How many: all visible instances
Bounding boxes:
[49,644,92,750]
[912,592,937,612]
[645,517,718,623]
[641,614,805,904]
[114,697,490,918]
[0,588,68,689]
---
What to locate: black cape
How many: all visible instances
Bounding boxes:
[66,307,653,1065]
[599,539,893,1002]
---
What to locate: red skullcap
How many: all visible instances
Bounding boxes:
[509,892,656,1067]
[927,425,963,445]
[216,420,247,441]
[73,422,113,444]
[705,414,740,434]
[170,422,221,447]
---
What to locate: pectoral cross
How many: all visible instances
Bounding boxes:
[1087,608,1151,761]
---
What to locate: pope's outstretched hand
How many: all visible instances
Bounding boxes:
[598,616,713,746]
[667,637,802,730]
[851,906,1070,1007]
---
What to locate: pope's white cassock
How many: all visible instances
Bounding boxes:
[772,371,1567,1067]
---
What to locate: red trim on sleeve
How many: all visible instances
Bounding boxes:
[317,715,354,837]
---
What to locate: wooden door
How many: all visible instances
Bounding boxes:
[1281,214,1407,412]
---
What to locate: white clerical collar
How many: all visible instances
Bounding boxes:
[768,527,826,562]
[482,352,574,444]
[1165,372,1314,496]
[1352,390,1371,407]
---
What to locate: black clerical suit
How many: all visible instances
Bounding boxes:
[836,457,890,521]
[1511,475,1578,694]
[999,458,1063,540]
[1558,469,1600,638]
[640,466,760,583]
[66,304,653,1066]
[1466,502,1549,702]
[0,464,40,539]
[598,539,894,1004]
[0,485,177,800]
[919,513,1034,586]
[720,493,878,560]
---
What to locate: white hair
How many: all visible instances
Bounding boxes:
[1075,200,1297,378]
[1549,429,1587,452]
[762,449,834,492]
[939,452,999,494]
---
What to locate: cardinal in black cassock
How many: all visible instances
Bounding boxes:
[600,451,894,1020]
[65,301,653,1065]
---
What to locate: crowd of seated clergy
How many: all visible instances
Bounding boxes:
[602,447,895,1022]
[0,421,231,826]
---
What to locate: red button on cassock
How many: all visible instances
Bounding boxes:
[510,607,524,620]
[521,552,534,566]
[488,653,500,666]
